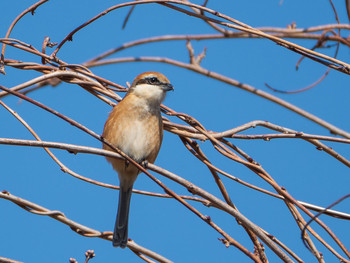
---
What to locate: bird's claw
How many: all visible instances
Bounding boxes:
[141,159,148,168]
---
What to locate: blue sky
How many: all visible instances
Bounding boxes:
[1,1,349,262]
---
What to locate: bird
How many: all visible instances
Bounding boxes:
[102,72,173,248]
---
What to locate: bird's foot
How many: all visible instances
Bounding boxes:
[141,159,148,168]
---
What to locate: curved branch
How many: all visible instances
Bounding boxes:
[1,137,349,221]
[0,191,173,263]
[0,257,23,263]
[0,137,291,262]
[0,0,50,74]
[87,56,350,139]
[0,86,268,262]
[51,0,350,73]
[85,30,350,64]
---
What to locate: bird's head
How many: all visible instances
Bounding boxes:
[128,72,174,105]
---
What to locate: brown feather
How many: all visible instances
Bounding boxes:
[103,93,163,186]
[102,72,172,248]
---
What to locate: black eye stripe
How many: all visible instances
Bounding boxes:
[135,77,165,86]
[147,77,161,85]
[135,79,148,85]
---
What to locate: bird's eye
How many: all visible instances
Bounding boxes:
[148,77,160,84]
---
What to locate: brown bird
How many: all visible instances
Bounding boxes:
[102,72,173,248]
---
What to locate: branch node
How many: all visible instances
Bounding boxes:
[204,215,211,222]
[287,21,297,29]
[85,250,95,262]
[2,190,10,195]
[187,184,196,194]
[186,40,207,67]
[218,238,230,248]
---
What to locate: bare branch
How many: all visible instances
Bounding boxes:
[0,257,23,263]
[88,56,350,139]
[0,0,50,74]
[0,191,172,263]
[2,1,349,262]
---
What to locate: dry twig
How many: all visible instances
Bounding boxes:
[1,1,349,262]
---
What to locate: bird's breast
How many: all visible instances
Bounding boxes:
[103,99,163,166]
[119,117,161,162]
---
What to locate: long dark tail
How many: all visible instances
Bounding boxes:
[113,186,133,248]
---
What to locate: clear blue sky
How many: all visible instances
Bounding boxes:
[1,1,349,262]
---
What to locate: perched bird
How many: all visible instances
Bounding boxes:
[102,72,173,248]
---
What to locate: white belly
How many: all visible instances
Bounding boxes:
[120,120,151,162]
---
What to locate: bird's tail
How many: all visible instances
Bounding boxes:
[113,186,133,248]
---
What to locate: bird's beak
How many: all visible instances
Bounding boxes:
[162,83,174,91]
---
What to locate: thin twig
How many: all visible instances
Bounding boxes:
[0,0,50,74]
[88,56,350,139]
[0,86,274,262]
[1,137,349,221]
[0,191,172,263]
[0,257,23,263]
